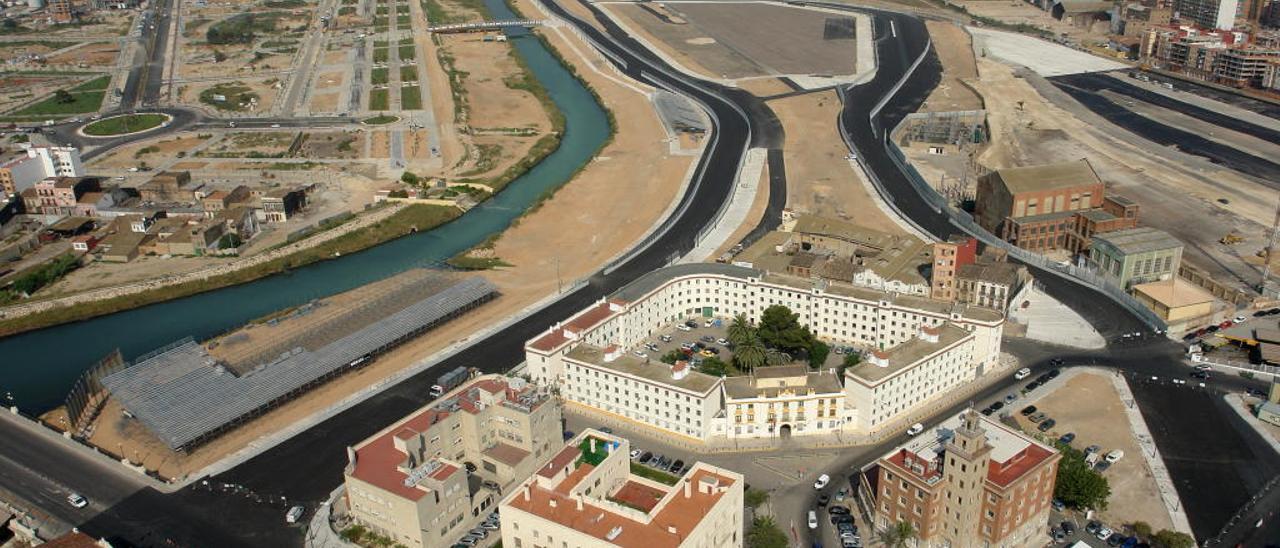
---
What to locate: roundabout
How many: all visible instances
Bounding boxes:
[80,112,172,137]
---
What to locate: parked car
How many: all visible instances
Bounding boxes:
[67,493,88,508]
[660,334,673,342]
[1004,393,1018,404]
[630,450,642,460]
[1037,419,1056,432]
[1062,521,1076,535]
[1105,450,1124,463]
[829,505,849,515]
[980,407,995,416]
[814,474,831,489]
[989,401,1004,411]
[1058,433,1076,445]
[1085,444,1102,455]
[1014,367,1031,380]
[1029,412,1048,423]
[1234,314,1247,323]
[639,451,653,464]
[906,423,924,436]
[1048,369,1061,379]
[1095,461,1112,472]
[1020,405,1038,416]
[1051,499,1065,511]
[835,488,846,502]
[1191,370,1210,380]
[1096,527,1114,541]
[1085,521,1102,535]
[808,510,818,529]
[671,459,685,473]
[677,324,692,331]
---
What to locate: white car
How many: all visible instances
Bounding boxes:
[814,474,830,490]
[676,324,692,332]
[67,493,87,508]
[1105,450,1124,463]
[629,450,641,460]
[906,423,924,436]
[807,510,818,529]
[1193,364,1211,371]
[1014,367,1031,380]
[270,123,282,128]
[632,350,647,358]
[1234,314,1246,323]
[1096,527,1113,540]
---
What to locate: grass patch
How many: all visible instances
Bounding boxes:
[446,255,510,270]
[397,3,410,13]
[399,37,414,45]
[0,253,81,305]
[370,67,389,85]
[14,90,105,116]
[373,47,389,64]
[265,161,320,170]
[397,44,416,60]
[337,6,355,15]
[82,113,168,136]
[577,437,610,466]
[374,39,389,48]
[400,85,421,109]
[629,462,678,486]
[199,82,258,111]
[368,88,389,110]
[207,13,286,45]
[264,0,308,7]
[71,75,111,92]
[396,14,410,25]
[1,40,74,50]
[362,114,399,124]
[399,64,418,81]
[0,205,460,337]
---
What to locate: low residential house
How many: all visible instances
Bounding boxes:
[71,234,101,252]
[138,171,192,204]
[217,206,259,240]
[955,252,1031,312]
[201,185,253,217]
[258,187,306,223]
[23,176,101,217]
[98,217,148,263]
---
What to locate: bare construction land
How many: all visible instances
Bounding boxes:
[602,1,858,81]
[769,91,907,235]
[920,21,982,112]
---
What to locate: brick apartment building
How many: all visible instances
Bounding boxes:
[975,159,1137,255]
[866,410,1060,548]
[343,375,561,548]
[930,236,978,302]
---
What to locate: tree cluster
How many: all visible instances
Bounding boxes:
[1053,442,1111,510]
[727,306,828,371]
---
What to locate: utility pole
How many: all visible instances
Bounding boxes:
[1260,194,1280,297]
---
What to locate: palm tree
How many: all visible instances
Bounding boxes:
[764,349,790,366]
[734,336,766,372]
[728,313,755,347]
[878,520,918,548]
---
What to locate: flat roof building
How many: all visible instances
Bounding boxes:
[344,375,561,548]
[499,430,744,548]
[723,364,847,439]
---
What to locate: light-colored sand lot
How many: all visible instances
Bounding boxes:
[968,27,1126,77]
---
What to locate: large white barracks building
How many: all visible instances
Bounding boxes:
[524,264,1005,441]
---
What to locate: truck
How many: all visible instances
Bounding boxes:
[430,366,470,397]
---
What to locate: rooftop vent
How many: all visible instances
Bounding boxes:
[606,526,623,541]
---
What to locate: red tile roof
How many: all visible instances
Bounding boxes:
[538,446,582,478]
[987,443,1054,488]
[528,302,617,352]
[484,442,531,467]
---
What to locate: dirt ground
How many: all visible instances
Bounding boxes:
[43,255,235,297]
[90,133,212,169]
[309,92,339,112]
[604,3,738,81]
[671,2,859,76]
[45,42,122,67]
[921,21,982,112]
[1011,371,1175,531]
[437,33,548,179]
[299,131,363,159]
[971,58,1275,295]
[369,130,389,158]
[315,70,345,90]
[197,131,296,157]
[768,91,907,235]
[956,0,1109,44]
[736,78,796,97]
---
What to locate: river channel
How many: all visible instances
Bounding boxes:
[0,5,611,413]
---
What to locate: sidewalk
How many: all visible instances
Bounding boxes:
[680,147,765,263]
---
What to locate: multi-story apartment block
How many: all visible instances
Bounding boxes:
[1175,0,1239,29]
[21,176,101,217]
[526,264,1005,440]
[929,236,978,302]
[866,410,1061,547]
[0,146,84,196]
[975,160,1138,255]
[722,365,847,439]
[499,430,744,548]
[844,324,975,432]
[343,375,562,548]
[956,259,1031,312]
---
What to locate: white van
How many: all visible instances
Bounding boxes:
[906,423,924,436]
[1014,368,1031,380]
[285,505,305,524]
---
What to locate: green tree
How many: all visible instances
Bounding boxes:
[745,516,788,548]
[839,352,862,377]
[400,171,419,185]
[1053,443,1111,510]
[808,340,829,369]
[660,349,684,365]
[743,487,769,509]
[764,348,790,366]
[54,89,75,104]
[728,313,755,346]
[878,520,918,548]
[1151,530,1194,548]
[734,336,766,372]
[1131,521,1152,539]
[757,305,812,353]
[697,356,732,377]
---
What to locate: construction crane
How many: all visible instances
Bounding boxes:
[1259,195,1280,296]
